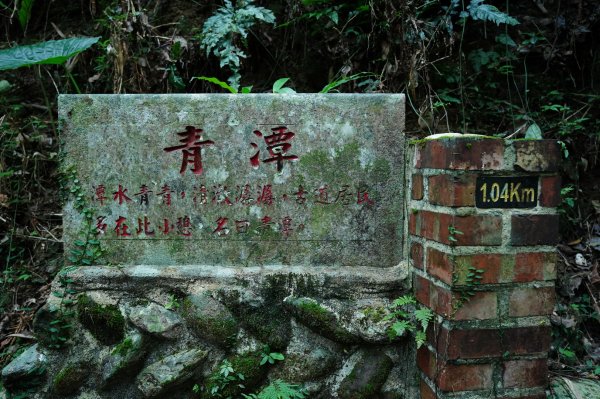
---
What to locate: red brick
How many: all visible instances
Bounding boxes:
[508,287,555,317]
[429,174,477,207]
[454,214,502,246]
[453,291,498,320]
[415,138,505,170]
[514,252,556,282]
[504,326,551,355]
[436,326,551,360]
[443,327,503,359]
[511,214,559,246]
[409,212,418,235]
[454,253,503,285]
[503,358,548,388]
[429,283,453,317]
[412,174,424,200]
[411,242,424,269]
[514,140,560,172]
[414,274,431,308]
[417,346,436,378]
[539,175,561,207]
[438,363,494,391]
[413,211,502,246]
[420,378,437,399]
[427,247,453,284]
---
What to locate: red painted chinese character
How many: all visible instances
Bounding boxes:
[94,185,107,206]
[96,216,107,235]
[159,184,174,206]
[315,185,331,204]
[136,216,155,236]
[213,217,229,236]
[236,184,254,205]
[164,126,214,175]
[159,218,174,235]
[134,185,153,206]
[357,189,374,206]
[250,126,298,172]
[177,216,192,237]
[259,215,274,229]
[193,185,208,207]
[114,216,131,237]
[256,184,274,206]
[212,185,233,206]
[334,185,352,205]
[281,216,293,238]
[294,186,307,204]
[113,185,132,205]
[235,220,250,234]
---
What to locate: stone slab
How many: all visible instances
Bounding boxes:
[59,94,405,267]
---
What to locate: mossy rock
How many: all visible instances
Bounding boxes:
[101,332,146,387]
[53,362,88,396]
[180,294,239,348]
[283,297,359,344]
[338,350,394,399]
[201,351,266,399]
[77,295,125,345]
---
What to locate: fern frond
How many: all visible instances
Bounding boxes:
[256,379,306,399]
[467,0,518,26]
[415,307,434,331]
[392,295,416,308]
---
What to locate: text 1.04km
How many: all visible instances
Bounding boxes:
[475,176,538,209]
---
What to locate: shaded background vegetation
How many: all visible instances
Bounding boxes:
[1,0,599,383]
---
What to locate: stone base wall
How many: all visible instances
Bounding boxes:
[3,265,416,399]
[408,137,560,399]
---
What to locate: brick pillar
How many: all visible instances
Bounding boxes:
[408,136,560,399]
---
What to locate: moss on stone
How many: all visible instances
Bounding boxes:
[111,337,133,356]
[285,297,358,344]
[180,296,239,348]
[77,294,124,345]
[338,351,393,399]
[202,351,266,399]
[53,363,88,395]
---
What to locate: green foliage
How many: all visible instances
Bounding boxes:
[164,294,180,310]
[18,0,35,30]
[260,346,284,366]
[194,76,252,94]
[272,78,295,94]
[242,380,306,399]
[200,0,275,89]
[195,359,246,398]
[0,37,100,71]
[386,295,433,348]
[448,225,463,243]
[463,0,519,26]
[320,72,376,93]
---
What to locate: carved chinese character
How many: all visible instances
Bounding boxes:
[135,185,153,206]
[334,185,352,205]
[158,218,174,235]
[212,185,233,206]
[158,184,174,206]
[94,185,107,206]
[281,216,293,238]
[235,219,250,234]
[136,216,155,236]
[177,216,192,237]
[164,126,214,175]
[256,184,274,206]
[113,185,132,205]
[357,189,374,206]
[235,184,254,205]
[193,185,208,207]
[315,185,331,204]
[114,216,131,237]
[294,186,307,205]
[96,216,107,235]
[250,126,298,172]
[213,217,229,236]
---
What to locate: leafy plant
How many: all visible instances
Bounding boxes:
[242,380,306,399]
[272,78,295,94]
[194,359,246,398]
[462,0,519,26]
[200,0,275,89]
[385,295,433,348]
[260,346,284,365]
[194,76,252,94]
[0,37,100,71]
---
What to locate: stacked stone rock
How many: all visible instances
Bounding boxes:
[408,137,560,399]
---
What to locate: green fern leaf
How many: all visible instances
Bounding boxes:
[415,307,433,331]
[392,295,416,308]
[467,0,518,26]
